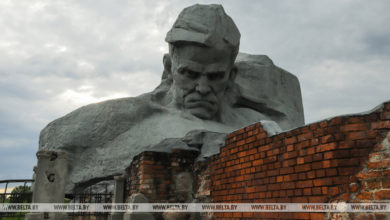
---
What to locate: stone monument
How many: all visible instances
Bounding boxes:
[36,4,304,193]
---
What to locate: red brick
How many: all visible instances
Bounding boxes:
[309,123,319,130]
[297,157,305,164]
[297,180,313,188]
[247,147,257,155]
[384,169,390,178]
[245,136,256,144]
[312,187,322,195]
[279,212,293,219]
[385,102,390,110]
[339,193,350,201]
[322,160,332,168]
[252,159,263,166]
[337,158,359,166]
[366,180,381,189]
[338,167,357,176]
[287,144,294,152]
[280,167,294,175]
[294,189,303,196]
[329,116,343,125]
[310,213,325,219]
[282,159,296,167]
[382,179,390,188]
[372,121,390,129]
[242,212,253,218]
[298,172,306,180]
[311,137,320,145]
[295,164,312,172]
[356,171,382,180]
[376,213,390,220]
[283,151,298,159]
[375,190,390,200]
[284,182,296,190]
[316,142,337,152]
[329,186,339,196]
[349,183,359,192]
[356,213,374,220]
[303,155,313,163]
[316,169,325,177]
[259,144,270,152]
[356,192,373,200]
[283,174,297,182]
[236,139,245,146]
[303,188,312,195]
[307,171,316,179]
[293,213,310,219]
[298,132,313,142]
[324,151,334,160]
[341,123,368,132]
[309,196,327,202]
[326,168,338,176]
[314,178,332,186]
[382,111,390,120]
[333,176,349,185]
[347,131,377,140]
[285,136,297,145]
[312,153,323,161]
[287,189,294,196]
[321,134,334,144]
[367,159,390,169]
[297,140,311,149]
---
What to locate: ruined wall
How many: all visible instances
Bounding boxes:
[125,101,390,219]
[125,150,199,203]
[210,101,390,219]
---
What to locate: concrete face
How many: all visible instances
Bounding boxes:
[37,4,305,192]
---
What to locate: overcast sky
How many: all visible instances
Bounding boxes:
[0,0,389,180]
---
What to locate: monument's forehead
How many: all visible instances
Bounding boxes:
[165,4,240,49]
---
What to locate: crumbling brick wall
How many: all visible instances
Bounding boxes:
[210,101,390,219]
[125,150,199,203]
[125,101,390,220]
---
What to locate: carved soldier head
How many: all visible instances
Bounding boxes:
[165,4,240,121]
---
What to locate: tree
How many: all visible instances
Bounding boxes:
[9,186,32,203]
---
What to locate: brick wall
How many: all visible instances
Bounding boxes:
[210,101,390,219]
[125,101,390,219]
[125,150,199,203]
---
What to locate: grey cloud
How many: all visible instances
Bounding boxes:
[0,0,389,180]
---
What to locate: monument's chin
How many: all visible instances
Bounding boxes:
[186,108,215,120]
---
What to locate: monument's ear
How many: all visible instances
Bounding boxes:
[162,54,172,80]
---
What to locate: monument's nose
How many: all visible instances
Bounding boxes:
[195,76,212,95]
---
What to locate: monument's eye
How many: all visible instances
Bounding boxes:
[180,68,200,79]
[207,72,225,81]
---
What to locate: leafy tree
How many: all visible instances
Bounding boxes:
[9,186,32,203]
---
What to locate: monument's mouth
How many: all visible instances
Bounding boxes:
[185,99,216,110]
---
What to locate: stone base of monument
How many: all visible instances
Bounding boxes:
[109,212,124,220]
[25,212,67,220]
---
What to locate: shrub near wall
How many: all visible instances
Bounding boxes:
[210,101,390,219]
